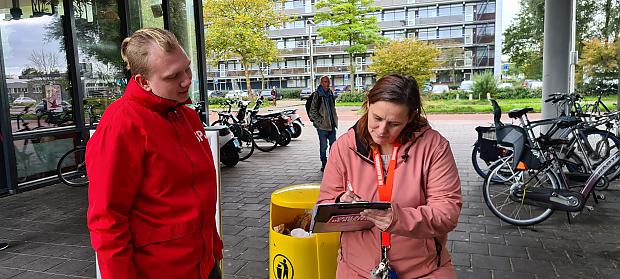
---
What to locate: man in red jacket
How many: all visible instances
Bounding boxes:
[86,28,223,279]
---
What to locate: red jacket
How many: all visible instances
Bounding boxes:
[86,78,223,279]
[317,125,462,278]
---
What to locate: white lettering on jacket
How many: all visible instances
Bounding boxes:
[195,130,208,142]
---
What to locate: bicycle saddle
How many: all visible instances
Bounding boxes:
[507,108,534,119]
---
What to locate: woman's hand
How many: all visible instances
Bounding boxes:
[361,209,393,231]
[339,190,363,203]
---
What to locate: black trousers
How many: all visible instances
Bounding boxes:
[208,261,222,279]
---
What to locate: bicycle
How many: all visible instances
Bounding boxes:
[473,95,620,188]
[482,127,619,226]
[56,103,101,187]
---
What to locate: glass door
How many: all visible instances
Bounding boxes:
[0,1,77,184]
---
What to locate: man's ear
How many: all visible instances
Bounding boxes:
[134,74,151,92]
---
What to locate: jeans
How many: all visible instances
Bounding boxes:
[317,128,337,167]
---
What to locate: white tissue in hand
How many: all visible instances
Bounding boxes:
[290,228,311,238]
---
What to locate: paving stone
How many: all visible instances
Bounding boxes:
[45,260,92,276]
[452,241,489,255]
[471,254,511,271]
[469,232,505,245]
[489,244,528,258]
[454,267,492,279]
[511,258,557,276]
[235,260,268,277]
[492,270,536,279]
[450,252,471,267]
[222,258,247,275]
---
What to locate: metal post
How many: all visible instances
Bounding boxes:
[307,19,315,88]
[542,0,571,120]
[63,0,86,139]
[0,29,18,194]
[194,0,209,124]
[569,0,577,101]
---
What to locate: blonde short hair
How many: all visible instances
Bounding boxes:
[120,28,182,76]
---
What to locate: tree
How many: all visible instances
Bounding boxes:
[28,48,59,82]
[204,0,284,99]
[503,0,598,80]
[368,38,439,83]
[579,38,619,95]
[440,48,464,84]
[314,0,385,90]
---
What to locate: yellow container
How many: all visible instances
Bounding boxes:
[269,184,341,279]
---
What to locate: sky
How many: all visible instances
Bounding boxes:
[502,0,521,34]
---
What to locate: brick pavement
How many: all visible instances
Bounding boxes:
[1,107,620,278]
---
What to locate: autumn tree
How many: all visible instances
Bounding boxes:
[204,0,284,99]
[369,38,439,83]
[579,38,619,95]
[314,0,385,90]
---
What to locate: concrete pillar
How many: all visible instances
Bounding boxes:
[542,0,572,120]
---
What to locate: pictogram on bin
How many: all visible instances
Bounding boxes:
[270,184,340,279]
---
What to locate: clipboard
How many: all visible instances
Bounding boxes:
[310,202,391,233]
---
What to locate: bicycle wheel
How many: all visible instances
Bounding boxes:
[253,121,279,152]
[582,130,620,186]
[277,129,292,146]
[57,146,88,187]
[482,158,559,226]
[238,128,254,161]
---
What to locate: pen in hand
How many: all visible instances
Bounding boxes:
[345,181,363,203]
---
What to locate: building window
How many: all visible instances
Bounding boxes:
[316,57,332,66]
[451,26,463,38]
[417,28,436,40]
[383,30,405,41]
[479,2,496,14]
[417,6,436,18]
[382,9,405,22]
[284,0,304,10]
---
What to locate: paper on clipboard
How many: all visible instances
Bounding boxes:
[310,202,391,233]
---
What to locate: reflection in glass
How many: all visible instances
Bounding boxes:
[129,0,164,32]
[169,0,200,102]
[13,134,75,182]
[69,0,125,122]
[1,0,74,132]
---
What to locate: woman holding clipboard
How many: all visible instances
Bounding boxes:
[316,74,462,279]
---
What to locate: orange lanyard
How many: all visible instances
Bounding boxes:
[372,143,400,247]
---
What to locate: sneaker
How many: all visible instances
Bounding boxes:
[0,243,8,251]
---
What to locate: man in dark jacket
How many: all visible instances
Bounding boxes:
[309,75,338,171]
[86,28,222,279]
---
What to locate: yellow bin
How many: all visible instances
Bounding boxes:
[269,184,340,279]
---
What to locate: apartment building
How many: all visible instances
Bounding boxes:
[207,0,502,91]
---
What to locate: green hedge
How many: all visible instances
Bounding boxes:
[208,97,229,106]
[280,88,303,99]
[422,87,542,101]
[336,92,366,103]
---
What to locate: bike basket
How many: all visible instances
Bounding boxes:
[475,126,496,141]
[478,138,501,162]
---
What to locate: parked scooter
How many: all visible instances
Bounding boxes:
[252,97,295,146]
[280,109,303,138]
[194,102,241,167]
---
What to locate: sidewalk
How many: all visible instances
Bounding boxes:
[1,114,619,278]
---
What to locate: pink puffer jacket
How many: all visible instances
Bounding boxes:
[317,124,462,278]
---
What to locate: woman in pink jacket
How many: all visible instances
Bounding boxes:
[317,74,462,278]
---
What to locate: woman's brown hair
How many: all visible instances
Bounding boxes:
[357,74,428,147]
